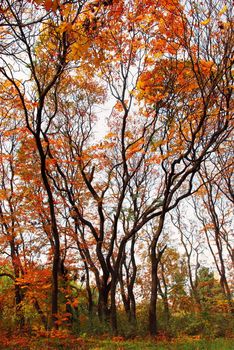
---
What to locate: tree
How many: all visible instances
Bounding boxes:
[193,162,234,313]
[157,246,188,323]
[0,0,233,336]
[0,0,105,328]
[171,206,203,311]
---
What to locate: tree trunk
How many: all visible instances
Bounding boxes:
[129,287,136,323]
[162,295,170,324]
[149,245,158,336]
[110,274,118,335]
[148,216,166,336]
[85,268,94,316]
[98,282,110,322]
[33,299,48,330]
[51,250,60,328]
[10,243,25,329]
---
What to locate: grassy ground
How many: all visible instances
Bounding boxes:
[0,336,233,350]
[87,338,233,349]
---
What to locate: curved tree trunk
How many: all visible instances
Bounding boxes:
[149,215,166,336]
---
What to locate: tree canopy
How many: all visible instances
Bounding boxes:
[0,0,233,341]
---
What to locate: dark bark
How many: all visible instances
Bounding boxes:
[84,263,94,316]
[98,279,111,322]
[36,137,60,328]
[109,239,128,334]
[119,238,137,323]
[149,215,166,336]
[33,299,48,330]
[158,269,170,324]
[110,273,118,335]
[119,267,130,319]
[149,242,159,336]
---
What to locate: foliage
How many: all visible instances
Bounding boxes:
[0,0,233,341]
[0,335,234,350]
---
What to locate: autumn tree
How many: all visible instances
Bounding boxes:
[193,162,234,313]
[0,93,26,327]
[0,83,51,329]
[89,0,234,335]
[170,206,204,312]
[0,0,233,337]
[0,0,110,328]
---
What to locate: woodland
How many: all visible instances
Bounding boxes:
[0,0,233,349]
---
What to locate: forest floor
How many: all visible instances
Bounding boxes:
[0,334,233,350]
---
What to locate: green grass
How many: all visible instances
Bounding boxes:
[0,337,233,349]
[86,338,233,349]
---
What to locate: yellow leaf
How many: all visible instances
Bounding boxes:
[201,18,210,25]
[219,5,227,16]
[150,139,163,151]
[58,22,72,34]
[154,52,163,59]
[0,190,7,200]
[104,132,117,139]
